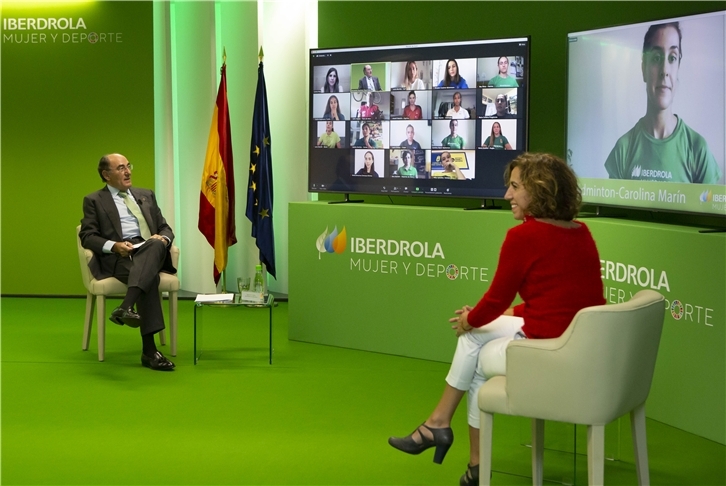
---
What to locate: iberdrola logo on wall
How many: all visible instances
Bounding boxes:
[316,226,347,259]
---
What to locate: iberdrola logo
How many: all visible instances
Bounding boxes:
[699,190,712,203]
[316,226,347,259]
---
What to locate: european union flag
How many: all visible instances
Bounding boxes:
[246,59,276,279]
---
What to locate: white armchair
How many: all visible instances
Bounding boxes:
[477,290,666,485]
[76,225,179,361]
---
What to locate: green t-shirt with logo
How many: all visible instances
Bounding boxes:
[488,75,519,88]
[483,135,510,150]
[604,116,722,184]
[397,165,418,177]
[441,135,465,150]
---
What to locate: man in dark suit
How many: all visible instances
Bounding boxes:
[357,64,382,91]
[80,153,176,371]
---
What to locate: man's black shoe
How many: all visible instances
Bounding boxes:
[109,307,142,328]
[141,351,175,371]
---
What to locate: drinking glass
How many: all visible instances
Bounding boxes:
[237,277,251,294]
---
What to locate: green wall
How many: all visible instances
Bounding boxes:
[1,1,155,295]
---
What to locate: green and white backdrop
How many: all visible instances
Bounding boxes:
[289,202,725,445]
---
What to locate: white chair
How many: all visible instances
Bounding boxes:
[477,290,666,485]
[76,225,180,361]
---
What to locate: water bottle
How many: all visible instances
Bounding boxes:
[253,264,265,294]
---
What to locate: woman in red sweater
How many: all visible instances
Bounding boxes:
[389,153,605,485]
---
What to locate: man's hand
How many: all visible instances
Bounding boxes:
[148,234,170,247]
[112,241,134,258]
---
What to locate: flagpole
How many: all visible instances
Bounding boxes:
[221,46,227,295]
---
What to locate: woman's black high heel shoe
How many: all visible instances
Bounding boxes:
[459,463,479,486]
[388,423,454,464]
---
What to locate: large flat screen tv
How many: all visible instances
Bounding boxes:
[309,37,530,199]
[567,11,726,216]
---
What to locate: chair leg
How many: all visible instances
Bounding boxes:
[631,404,650,485]
[157,292,167,346]
[532,419,544,486]
[97,295,106,361]
[479,411,493,486]
[83,293,95,351]
[587,425,605,486]
[169,290,178,357]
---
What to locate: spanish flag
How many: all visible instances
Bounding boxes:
[199,61,236,285]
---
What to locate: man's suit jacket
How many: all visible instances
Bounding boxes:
[358,76,381,91]
[80,186,176,280]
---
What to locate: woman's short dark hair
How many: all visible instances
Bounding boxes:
[504,153,582,221]
[643,22,682,63]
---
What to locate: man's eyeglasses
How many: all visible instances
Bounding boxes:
[108,164,133,173]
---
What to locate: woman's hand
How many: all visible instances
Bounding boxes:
[449,305,473,337]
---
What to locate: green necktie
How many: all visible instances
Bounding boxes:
[119,191,152,240]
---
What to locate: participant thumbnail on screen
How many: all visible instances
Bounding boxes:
[352,148,385,177]
[313,93,350,121]
[477,56,524,88]
[431,119,476,150]
[429,150,476,180]
[315,120,347,149]
[351,62,389,91]
[433,58,476,89]
[432,89,476,119]
[350,120,389,149]
[389,149,426,178]
[390,90,431,120]
[389,120,431,150]
[350,90,391,120]
[480,119,517,150]
[480,88,518,118]
[313,65,351,93]
[390,60,433,90]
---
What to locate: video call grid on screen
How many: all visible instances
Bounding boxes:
[309,37,530,198]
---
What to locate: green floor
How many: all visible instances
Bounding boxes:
[1,297,724,485]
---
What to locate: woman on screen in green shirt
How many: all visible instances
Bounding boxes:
[317,121,341,149]
[441,119,465,150]
[397,150,418,178]
[604,22,722,184]
[483,122,513,150]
